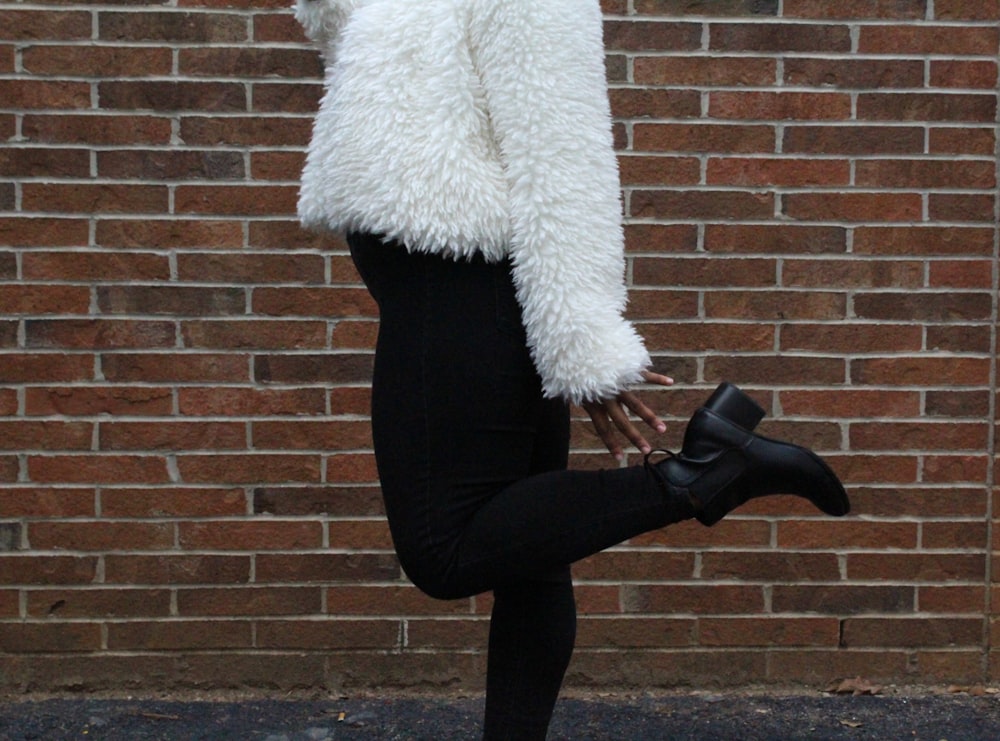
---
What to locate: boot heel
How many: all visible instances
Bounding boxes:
[703,383,765,431]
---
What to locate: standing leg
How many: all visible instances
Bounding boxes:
[484,567,576,741]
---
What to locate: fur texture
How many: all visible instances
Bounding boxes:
[296,0,651,404]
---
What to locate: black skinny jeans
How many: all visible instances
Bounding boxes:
[348,233,692,740]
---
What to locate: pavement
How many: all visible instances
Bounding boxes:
[1,686,999,740]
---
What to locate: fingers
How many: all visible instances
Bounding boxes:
[583,401,626,461]
[605,394,653,456]
[641,370,674,387]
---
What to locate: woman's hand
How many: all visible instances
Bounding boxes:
[582,371,674,461]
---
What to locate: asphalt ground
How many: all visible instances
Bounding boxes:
[1,687,999,740]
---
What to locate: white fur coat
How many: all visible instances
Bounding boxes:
[295,0,651,404]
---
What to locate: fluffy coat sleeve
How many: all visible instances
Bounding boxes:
[469,0,651,405]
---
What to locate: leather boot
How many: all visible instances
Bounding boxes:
[648,383,850,526]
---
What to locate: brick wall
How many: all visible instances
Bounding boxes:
[0,0,997,692]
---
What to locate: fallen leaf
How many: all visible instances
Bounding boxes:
[840,719,863,728]
[827,677,883,696]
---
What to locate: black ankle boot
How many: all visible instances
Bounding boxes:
[648,384,850,526]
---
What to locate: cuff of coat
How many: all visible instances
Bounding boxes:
[539,321,652,406]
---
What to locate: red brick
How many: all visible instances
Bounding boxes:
[784,192,922,222]
[573,550,695,581]
[930,127,996,155]
[924,521,988,550]
[180,116,314,148]
[0,590,18,618]
[108,621,254,650]
[929,194,997,223]
[176,252,323,283]
[786,258,924,289]
[851,421,987,451]
[856,159,995,189]
[101,487,247,518]
[609,88,701,118]
[329,388,374,417]
[28,521,173,551]
[255,354,373,385]
[258,619,400,649]
[178,520,322,550]
[633,123,775,154]
[858,93,996,122]
[179,387,326,417]
[23,45,172,76]
[783,0,927,18]
[847,553,985,581]
[772,585,914,614]
[604,20,701,51]
[252,287,376,318]
[327,520,393,549]
[28,455,171,485]
[854,226,995,256]
[254,9,310,43]
[0,355,93,383]
[633,0,778,14]
[174,185,298,217]
[22,252,170,282]
[704,290,846,320]
[102,353,251,383]
[785,58,923,88]
[96,219,244,249]
[575,617,695,648]
[860,25,999,54]
[623,584,765,614]
[711,23,852,52]
[0,80,89,109]
[326,586,469,616]
[27,589,171,618]
[25,320,176,350]
[177,454,322,485]
[180,47,321,78]
[705,224,846,254]
[633,56,775,86]
[252,486,384,517]
[778,520,917,549]
[0,457,18,482]
[98,421,247,451]
[0,488,95,518]
[618,155,700,186]
[707,157,849,187]
[699,617,840,647]
[406,618,492,649]
[0,147,91,178]
[853,357,991,386]
[99,150,245,180]
[23,114,172,145]
[0,623,100,653]
[176,587,321,617]
[931,60,999,90]
[780,389,920,418]
[0,422,92,451]
[631,190,774,220]
[180,320,327,350]
[250,150,306,180]
[0,555,97,585]
[325,454,379,484]
[104,554,250,585]
[0,11,92,41]
[634,256,776,287]
[923,455,990,484]
[255,553,400,583]
[0,285,90,315]
[710,91,852,120]
[844,617,982,647]
[100,81,246,112]
[26,386,174,417]
[252,83,322,114]
[639,321,775,352]
[252,420,372,451]
[99,11,248,43]
[783,125,924,155]
[0,218,89,247]
[934,0,1000,20]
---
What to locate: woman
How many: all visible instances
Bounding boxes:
[294,1,850,738]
